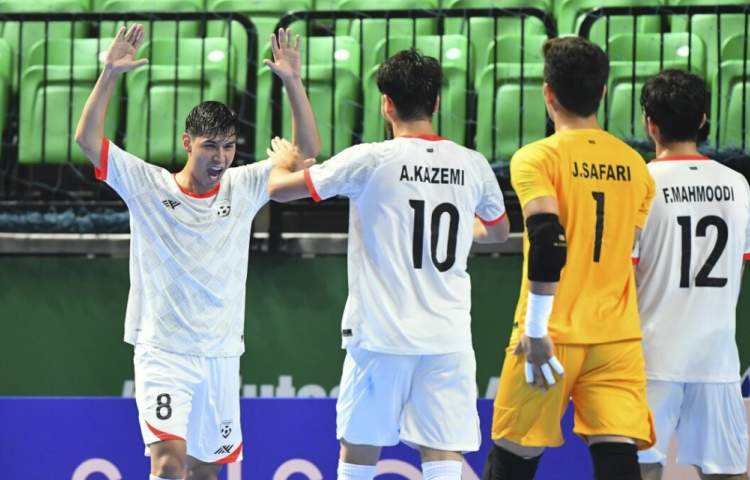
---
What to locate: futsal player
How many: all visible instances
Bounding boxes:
[266,49,510,480]
[75,25,320,480]
[483,37,656,480]
[635,69,750,480]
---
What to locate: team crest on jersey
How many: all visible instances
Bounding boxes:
[216,202,231,217]
[220,421,232,438]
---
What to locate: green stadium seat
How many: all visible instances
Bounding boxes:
[0,0,88,92]
[475,62,546,164]
[555,0,665,45]
[126,38,233,165]
[721,33,750,61]
[0,38,11,158]
[361,35,471,144]
[205,0,313,93]
[604,33,706,142]
[443,0,549,81]
[485,33,546,66]
[671,14,748,75]
[18,39,121,164]
[96,0,203,40]
[336,0,439,73]
[257,36,359,160]
[711,61,750,150]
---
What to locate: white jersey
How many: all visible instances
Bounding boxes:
[97,139,271,357]
[634,156,750,382]
[305,135,506,355]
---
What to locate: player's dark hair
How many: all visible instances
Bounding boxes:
[640,69,708,143]
[543,37,609,117]
[376,48,442,121]
[185,101,238,139]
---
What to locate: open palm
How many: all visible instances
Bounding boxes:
[105,24,148,74]
[264,28,301,81]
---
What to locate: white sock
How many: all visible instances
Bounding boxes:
[337,461,377,480]
[422,460,463,480]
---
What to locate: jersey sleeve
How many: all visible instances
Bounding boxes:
[304,143,375,201]
[743,179,750,260]
[94,138,151,201]
[635,164,656,229]
[475,155,506,225]
[234,159,273,207]
[509,143,556,208]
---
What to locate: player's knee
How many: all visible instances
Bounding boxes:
[152,451,187,479]
[526,213,567,282]
[589,442,640,480]
[482,442,541,480]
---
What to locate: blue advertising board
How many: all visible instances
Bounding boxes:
[0,398,591,479]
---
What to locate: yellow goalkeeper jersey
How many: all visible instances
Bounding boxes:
[510,128,655,344]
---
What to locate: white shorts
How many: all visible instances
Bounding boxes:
[336,347,481,452]
[133,344,243,464]
[639,380,749,475]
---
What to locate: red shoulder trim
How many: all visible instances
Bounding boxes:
[478,211,507,226]
[743,253,750,261]
[632,257,640,266]
[94,137,110,181]
[304,168,321,203]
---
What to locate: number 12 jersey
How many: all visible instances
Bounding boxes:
[304,135,506,355]
[634,156,750,382]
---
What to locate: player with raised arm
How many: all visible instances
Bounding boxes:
[636,69,749,480]
[483,37,656,480]
[75,25,319,480]
[266,49,510,480]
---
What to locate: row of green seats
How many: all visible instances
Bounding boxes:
[14,37,234,164]
[4,29,749,165]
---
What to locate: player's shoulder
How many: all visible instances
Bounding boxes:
[510,137,557,167]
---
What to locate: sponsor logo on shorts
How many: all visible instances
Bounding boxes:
[214,444,234,455]
[342,329,352,337]
[220,421,232,439]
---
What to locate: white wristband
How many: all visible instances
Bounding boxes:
[525,292,554,338]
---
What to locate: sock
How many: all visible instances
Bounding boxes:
[422,460,463,480]
[482,444,541,480]
[337,461,377,480]
[589,442,640,480]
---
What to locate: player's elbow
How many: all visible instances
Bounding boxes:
[483,217,510,243]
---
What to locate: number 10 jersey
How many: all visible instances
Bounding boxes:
[304,135,506,355]
[634,157,750,382]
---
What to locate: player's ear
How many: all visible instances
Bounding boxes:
[182,132,192,153]
[699,112,707,130]
[433,95,440,114]
[382,94,396,121]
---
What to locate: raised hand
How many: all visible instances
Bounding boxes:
[267,136,315,172]
[104,24,148,75]
[263,28,301,82]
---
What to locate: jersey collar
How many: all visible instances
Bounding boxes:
[398,133,447,141]
[172,174,221,199]
[652,154,710,162]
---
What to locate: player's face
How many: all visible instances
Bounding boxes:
[185,134,237,185]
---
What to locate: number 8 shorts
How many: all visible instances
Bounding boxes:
[133,344,243,464]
